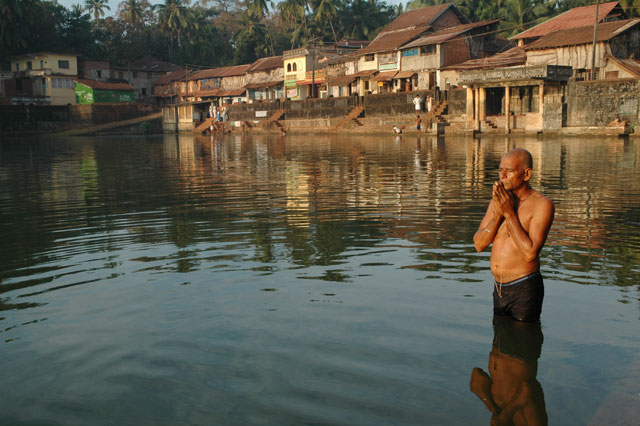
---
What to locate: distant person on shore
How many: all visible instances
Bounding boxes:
[413,94,422,116]
[473,148,555,322]
[416,115,421,132]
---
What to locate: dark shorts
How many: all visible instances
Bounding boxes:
[492,315,543,361]
[493,271,544,322]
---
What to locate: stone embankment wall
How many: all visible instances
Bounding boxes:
[228,91,435,122]
[566,79,640,127]
[0,105,70,133]
[0,103,158,134]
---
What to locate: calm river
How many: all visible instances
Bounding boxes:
[0,133,638,425]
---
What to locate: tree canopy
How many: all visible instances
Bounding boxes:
[0,0,624,68]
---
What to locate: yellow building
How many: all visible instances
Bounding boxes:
[9,52,78,105]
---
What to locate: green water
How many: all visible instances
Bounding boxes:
[0,133,638,425]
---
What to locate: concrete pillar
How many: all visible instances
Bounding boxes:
[538,83,544,127]
[466,87,474,127]
[474,88,480,131]
[479,87,486,121]
[505,85,510,133]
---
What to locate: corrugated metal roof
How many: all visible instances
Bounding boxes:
[512,1,623,40]
[352,70,378,77]
[607,56,640,78]
[395,71,416,78]
[245,80,283,89]
[525,19,640,50]
[76,79,134,91]
[401,19,500,49]
[247,56,283,73]
[372,71,397,81]
[443,46,526,70]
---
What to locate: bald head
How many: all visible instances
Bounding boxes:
[504,148,533,171]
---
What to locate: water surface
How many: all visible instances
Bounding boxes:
[1,133,638,425]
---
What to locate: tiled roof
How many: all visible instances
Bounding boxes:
[512,1,624,40]
[401,19,499,49]
[443,46,526,70]
[188,64,251,81]
[383,4,456,33]
[247,56,283,72]
[112,56,181,73]
[245,80,283,89]
[525,19,640,50]
[76,79,133,91]
[359,26,431,54]
[327,74,357,85]
[154,69,193,85]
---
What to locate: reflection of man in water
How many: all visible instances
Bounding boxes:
[471,316,547,425]
[474,149,554,321]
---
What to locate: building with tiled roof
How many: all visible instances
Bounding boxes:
[245,56,284,101]
[525,19,640,75]
[110,57,182,102]
[512,1,626,45]
[352,4,472,94]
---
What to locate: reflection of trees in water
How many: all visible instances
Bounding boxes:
[1,134,639,301]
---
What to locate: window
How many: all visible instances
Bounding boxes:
[52,78,74,89]
[27,61,32,70]
[40,60,44,69]
[402,49,419,57]
[16,79,22,90]
[293,63,297,71]
[97,70,102,78]
[15,63,19,71]
[420,45,436,55]
[133,71,138,78]
[364,54,375,62]
[142,88,147,96]
[287,63,291,72]
[58,60,70,69]
[119,71,124,79]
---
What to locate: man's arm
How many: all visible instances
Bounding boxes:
[474,197,503,252]
[495,185,555,262]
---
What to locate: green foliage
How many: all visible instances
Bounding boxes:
[0,0,618,69]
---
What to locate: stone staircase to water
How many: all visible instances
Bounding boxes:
[329,106,365,130]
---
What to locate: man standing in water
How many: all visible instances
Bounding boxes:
[474,149,554,321]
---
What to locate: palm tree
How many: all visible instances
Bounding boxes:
[499,0,550,38]
[118,0,146,29]
[312,0,339,42]
[246,0,272,19]
[342,0,392,40]
[156,0,191,58]
[84,0,111,22]
[0,0,29,52]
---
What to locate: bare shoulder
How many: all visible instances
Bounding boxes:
[530,191,554,215]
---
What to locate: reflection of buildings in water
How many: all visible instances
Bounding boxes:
[47,144,98,211]
[285,161,311,227]
[470,316,547,426]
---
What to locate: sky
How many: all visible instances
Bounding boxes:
[57,0,406,15]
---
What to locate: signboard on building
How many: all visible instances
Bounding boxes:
[546,65,572,81]
[256,110,268,118]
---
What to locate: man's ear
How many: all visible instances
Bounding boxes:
[523,168,532,182]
